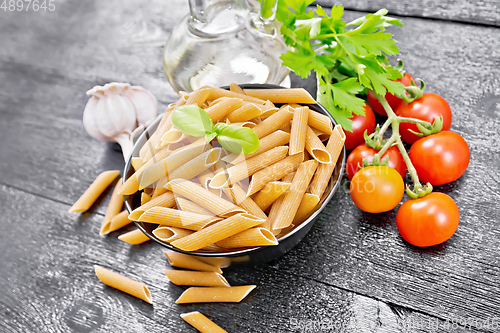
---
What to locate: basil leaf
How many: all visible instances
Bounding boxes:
[215,123,260,154]
[171,105,214,137]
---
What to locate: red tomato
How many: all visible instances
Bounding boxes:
[409,131,470,185]
[350,166,404,213]
[396,93,452,144]
[396,192,459,247]
[345,144,407,180]
[343,104,376,150]
[367,73,414,116]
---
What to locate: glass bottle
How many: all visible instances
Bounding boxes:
[163,0,290,92]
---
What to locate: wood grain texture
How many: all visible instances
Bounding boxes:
[315,0,500,26]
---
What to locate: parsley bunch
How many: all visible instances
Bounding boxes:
[275,1,405,130]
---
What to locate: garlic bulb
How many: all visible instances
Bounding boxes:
[83,82,158,160]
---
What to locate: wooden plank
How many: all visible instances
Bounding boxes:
[315,0,500,26]
[0,185,478,333]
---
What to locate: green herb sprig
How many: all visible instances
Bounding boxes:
[171,105,260,154]
[275,1,405,131]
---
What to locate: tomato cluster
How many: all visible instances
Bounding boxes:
[343,71,470,247]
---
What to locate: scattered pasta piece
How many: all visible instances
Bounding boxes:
[164,251,222,274]
[118,229,150,245]
[101,210,133,235]
[176,286,256,303]
[94,265,152,304]
[181,311,228,333]
[163,270,230,287]
[68,170,120,213]
[100,178,124,235]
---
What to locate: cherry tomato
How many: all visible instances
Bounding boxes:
[396,93,452,144]
[367,72,414,116]
[350,166,404,213]
[409,131,470,185]
[343,104,376,150]
[396,192,459,247]
[345,144,407,180]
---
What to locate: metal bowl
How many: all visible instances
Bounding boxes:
[123,84,345,265]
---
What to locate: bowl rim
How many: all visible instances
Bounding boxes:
[123,83,346,257]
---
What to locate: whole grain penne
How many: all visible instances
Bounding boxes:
[222,184,268,221]
[292,193,321,225]
[128,191,176,220]
[181,312,228,333]
[246,153,303,196]
[265,173,295,230]
[210,146,289,189]
[186,87,212,106]
[175,285,256,303]
[312,127,330,142]
[270,160,318,230]
[167,148,222,182]
[216,227,278,248]
[289,107,309,155]
[205,97,243,122]
[176,197,214,216]
[118,228,151,245]
[226,103,262,123]
[309,124,346,197]
[251,105,294,138]
[305,126,331,164]
[163,270,230,287]
[94,265,152,304]
[99,178,124,235]
[139,107,175,160]
[69,170,120,213]
[137,206,221,230]
[205,85,266,104]
[252,181,291,211]
[164,251,222,273]
[308,109,333,135]
[101,210,133,235]
[243,88,316,104]
[170,213,265,251]
[258,100,279,118]
[153,226,194,242]
[167,179,246,217]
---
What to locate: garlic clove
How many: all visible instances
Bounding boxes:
[127,86,158,127]
[83,96,112,141]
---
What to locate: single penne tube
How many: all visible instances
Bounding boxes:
[308,109,333,135]
[176,285,256,304]
[222,130,290,164]
[205,97,243,122]
[270,160,318,230]
[305,126,332,164]
[160,128,186,145]
[289,106,309,155]
[204,85,266,104]
[185,87,211,106]
[167,179,246,217]
[99,178,124,235]
[164,251,222,273]
[243,88,316,104]
[312,127,330,142]
[198,160,226,189]
[94,265,152,304]
[258,100,279,118]
[181,312,228,333]
[170,213,265,251]
[309,124,346,197]
[153,226,194,242]
[164,270,230,287]
[176,197,214,216]
[128,191,176,220]
[251,106,294,138]
[222,184,268,221]
[265,174,295,231]
[141,192,152,205]
[137,206,221,230]
[226,103,262,123]
[252,181,291,211]
[69,170,120,213]
[216,227,278,248]
[101,210,133,235]
[166,148,222,181]
[196,257,231,268]
[209,146,289,189]
[246,153,303,196]
[229,83,244,94]
[139,141,208,189]
[118,229,151,245]
[131,157,144,171]
[292,193,321,225]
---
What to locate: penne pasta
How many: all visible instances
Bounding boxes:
[170,213,265,251]
[128,191,176,220]
[270,160,318,230]
[204,85,266,104]
[101,210,133,235]
[185,87,212,106]
[226,103,262,123]
[181,311,228,333]
[312,127,330,142]
[289,106,309,155]
[229,83,245,94]
[309,124,346,197]
[160,128,186,145]
[292,193,321,225]
[153,226,194,242]
[163,270,230,287]
[99,178,124,235]
[265,173,295,230]
[69,170,120,213]
[166,148,222,182]
[139,107,175,160]
[164,251,222,273]
[167,179,246,217]
[251,105,294,138]
[137,206,221,230]
[94,265,152,304]
[243,88,316,104]
[176,285,256,304]
[308,109,333,135]
[205,97,243,122]
[246,153,303,196]
[131,157,144,171]
[209,146,289,189]
[141,192,152,205]
[216,227,278,248]
[252,181,291,211]
[176,197,214,216]
[118,228,151,245]
[222,184,268,221]
[305,126,332,164]
[196,257,231,268]
[259,100,279,118]
[151,187,169,199]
